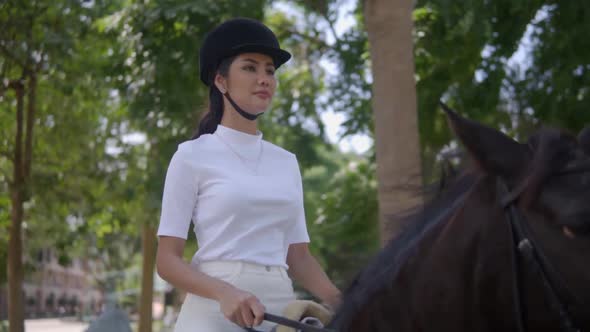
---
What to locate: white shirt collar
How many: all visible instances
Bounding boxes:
[214,124,263,147]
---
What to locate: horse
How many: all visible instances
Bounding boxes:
[327,104,590,332]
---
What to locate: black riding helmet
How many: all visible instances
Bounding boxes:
[199,17,292,86]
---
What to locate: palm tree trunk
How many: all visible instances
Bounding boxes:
[364,0,423,245]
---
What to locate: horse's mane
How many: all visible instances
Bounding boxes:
[329,170,477,328]
[329,127,581,329]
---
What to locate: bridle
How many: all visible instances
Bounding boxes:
[497,162,589,332]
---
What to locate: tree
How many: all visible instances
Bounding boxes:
[1,1,124,330]
[364,0,422,244]
[1,2,51,328]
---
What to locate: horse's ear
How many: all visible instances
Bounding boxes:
[440,102,529,178]
[578,127,590,155]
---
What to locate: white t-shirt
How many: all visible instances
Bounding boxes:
[157,124,310,268]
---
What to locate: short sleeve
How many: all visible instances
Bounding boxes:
[157,147,198,239]
[286,155,310,244]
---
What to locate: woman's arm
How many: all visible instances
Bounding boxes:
[156,236,230,300]
[286,243,342,309]
[156,236,265,328]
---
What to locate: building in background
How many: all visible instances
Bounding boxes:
[0,249,104,319]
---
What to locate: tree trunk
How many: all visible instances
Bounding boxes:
[8,81,25,332]
[138,223,157,332]
[364,0,423,245]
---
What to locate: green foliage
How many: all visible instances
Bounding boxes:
[302,146,379,286]
[512,3,590,131]
[413,1,544,161]
[283,0,373,139]
[413,1,590,178]
[0,0,138,294]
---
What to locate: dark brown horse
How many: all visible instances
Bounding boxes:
[328,105,590,332]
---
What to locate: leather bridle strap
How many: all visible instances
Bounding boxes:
[496,178,580,332]
[501,180,526,332]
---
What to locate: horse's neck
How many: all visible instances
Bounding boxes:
[332,178,525,332]
[396,178,519,330]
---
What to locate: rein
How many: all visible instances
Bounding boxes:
[496,178,581,332]
[244,313,336,332]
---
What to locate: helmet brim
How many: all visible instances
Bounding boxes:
[229,44,292,68]
[201,44,291,85]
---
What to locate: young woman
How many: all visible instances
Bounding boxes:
[155,18,341,331]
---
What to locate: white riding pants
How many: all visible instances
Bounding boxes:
[174,260,296,332]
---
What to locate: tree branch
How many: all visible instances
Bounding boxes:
[320,10,344,51]
[285,28,332,52]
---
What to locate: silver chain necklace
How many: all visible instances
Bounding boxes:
[214,133,264,175]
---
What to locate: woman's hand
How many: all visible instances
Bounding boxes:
[217,285,266,328]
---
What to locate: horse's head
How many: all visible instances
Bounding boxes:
[330,104,589,332]
[442,102,590,322]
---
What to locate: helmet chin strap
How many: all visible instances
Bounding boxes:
[223,92,264,121]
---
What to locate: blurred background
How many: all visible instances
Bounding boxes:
[1,0,589,331]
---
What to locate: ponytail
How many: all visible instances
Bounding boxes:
[193,87,223,139]
[192,56,236,139]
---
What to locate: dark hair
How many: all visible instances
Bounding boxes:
[192,56,235,139]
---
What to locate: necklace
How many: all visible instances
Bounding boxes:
[214,133,264,175]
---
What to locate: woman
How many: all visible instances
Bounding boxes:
[155,17,341,331]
